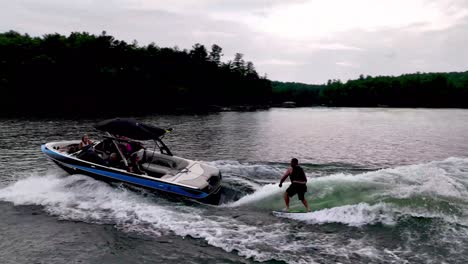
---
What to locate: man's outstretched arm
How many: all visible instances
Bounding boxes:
[279,168,292,187]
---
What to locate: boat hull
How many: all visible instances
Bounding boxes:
[41,144,221,202]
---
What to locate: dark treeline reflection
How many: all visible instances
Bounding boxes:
[1,30,468,117]
[272,72,468,107]
[0,31,270,116]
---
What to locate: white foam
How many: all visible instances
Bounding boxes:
[0,173,317,263]
[227,157,468,206]
[225,183,282,207]
[209,160,283,179]
[220,157,468,228]
[2,157,468,263]
[275,201,468,227]
[370,160,468,199]
[275,202,396,226]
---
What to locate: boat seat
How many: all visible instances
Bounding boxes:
[141,163,176,178]
[153,158,177,169]
[143,151,190,170]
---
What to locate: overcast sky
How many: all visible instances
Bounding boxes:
[1,0,468,83]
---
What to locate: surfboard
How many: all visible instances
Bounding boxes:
[272,209,309,214]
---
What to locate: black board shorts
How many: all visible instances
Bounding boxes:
[286,183,307,200]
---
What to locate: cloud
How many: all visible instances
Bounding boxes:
[315,43,363,51]
[244,0,468,39]
[257,59,303,66]
[0,0,467,83]
[335,61,359,68]
[191,30,236,39]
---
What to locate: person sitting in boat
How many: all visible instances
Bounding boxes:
[106,153,123,169]
[95,138,113,154]
[79,134,93,149]
[114,135,133,157]
[128,152,146,175]
[130,141,144,153]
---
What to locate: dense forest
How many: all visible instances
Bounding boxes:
[0,31,270,116]
[1,30,468,117]
[271,81,324,106]
[272,72,468,108]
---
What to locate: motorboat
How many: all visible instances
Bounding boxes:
[41,118,222,202]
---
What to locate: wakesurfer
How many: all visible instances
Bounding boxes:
[279,158,310,212]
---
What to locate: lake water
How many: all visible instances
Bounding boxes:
[1,108,468,263]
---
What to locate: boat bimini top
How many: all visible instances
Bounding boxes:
[95,118,173,155]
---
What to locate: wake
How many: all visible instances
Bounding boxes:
[1,157,468,263]
[223,157,468,226]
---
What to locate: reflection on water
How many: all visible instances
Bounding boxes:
[1,108,468,172]
[145,108,468,167]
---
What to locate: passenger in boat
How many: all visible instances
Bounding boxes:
[130,141,144,153]
[114,135,132,157]
[128,152,146,175]
[106,153,122,168]
[95,138,113,153]
[67,145,79,154]
[79,134,93,149]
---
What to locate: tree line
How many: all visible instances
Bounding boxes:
[272,72,468,108]
[0,31,270,116]
[1,30,468,117]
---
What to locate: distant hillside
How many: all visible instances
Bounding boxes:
[0,30,271,116]
[273,71,468,108]
[1,30,468,117]
[271,81,325,106]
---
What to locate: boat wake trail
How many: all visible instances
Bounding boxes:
[1,157,468,263]
[0,170,317,263]
[224,157,468,227]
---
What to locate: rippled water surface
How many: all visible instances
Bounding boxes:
[1,108,468,264]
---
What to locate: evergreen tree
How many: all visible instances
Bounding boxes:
[208,44,223,65]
